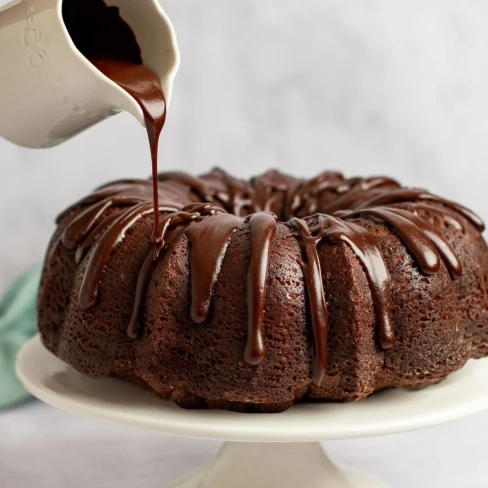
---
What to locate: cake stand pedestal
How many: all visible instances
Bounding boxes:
[17,336,488,488]
[167,442,382,488]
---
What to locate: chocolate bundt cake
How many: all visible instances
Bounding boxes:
[38,168,488,413]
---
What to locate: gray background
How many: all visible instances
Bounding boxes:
[1,1,488,487]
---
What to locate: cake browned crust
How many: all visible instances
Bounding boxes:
[38,169,488,412]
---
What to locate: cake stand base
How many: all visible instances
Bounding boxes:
[169,442,385,488]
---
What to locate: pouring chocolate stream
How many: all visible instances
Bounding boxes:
[63,0,167,241]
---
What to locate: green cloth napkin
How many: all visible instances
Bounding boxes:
[0,265,42,409]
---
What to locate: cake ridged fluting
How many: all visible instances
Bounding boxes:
[38,168,488,413]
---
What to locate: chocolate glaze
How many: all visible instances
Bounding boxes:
[245,212,278,365]
[356,188,485,232]
[127,203,225,339]
[187,213,244,324]
[80,202,155,308]
[57,168,484,385]
[289,213,396,385]
[344,207,463,279]
[288,217,329,385]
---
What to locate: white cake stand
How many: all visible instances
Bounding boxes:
[16,335,488,488]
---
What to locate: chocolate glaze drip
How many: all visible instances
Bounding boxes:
[57,168,484,385]
[355,188,485,232]
[80,202,156,308]
[186,213,244,324]
[288,217,329,385]
[342,207,463,279]
[244,212,278,365]
[62,200,113,249]
[390,203,465,232]
[127,203,225,339]
[289,214,395,385]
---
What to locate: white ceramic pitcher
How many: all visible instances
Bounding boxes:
[0,0,179,148]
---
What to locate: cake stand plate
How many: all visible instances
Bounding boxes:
[16,335,488,488]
